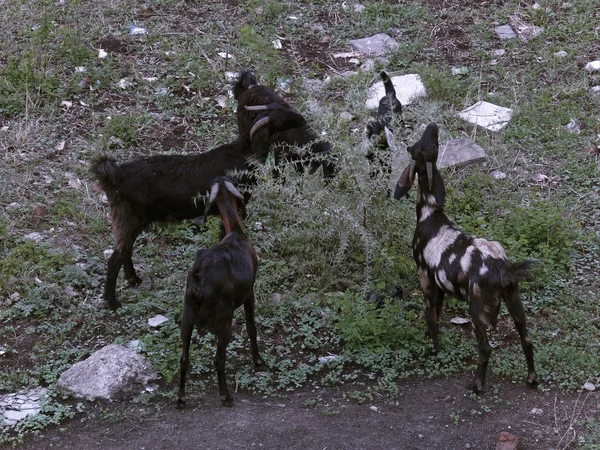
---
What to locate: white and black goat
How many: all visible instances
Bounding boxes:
[91,106,306,310]
[234,70,336,180]
[177,176,264,407]
[394,123,537,393]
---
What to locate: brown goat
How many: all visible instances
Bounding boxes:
[233,71,336,180]
[394,123,537,393]
[91,107,306,310]
[177,176,264,407]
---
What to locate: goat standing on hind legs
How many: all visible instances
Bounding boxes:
[177,177,265,408]
[393,123,538,394]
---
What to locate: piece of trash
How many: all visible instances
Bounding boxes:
[117,78,133,89]
[318,354,339,363]
[566,119,581,134]
[75,66,87,73]
[98,49,108,59]
[79,100,89,107]
[60,101,73,108]
[349,58,360,65]
[216,95,228,108]
[129,25,148,35]
[55,141,65,151]
[457,101,513,132]
[272,38,283,49]
[585,61,600,72]
[287,15,298,20]
[370,406,378,412]
[530,408,543,415]
[494,49,506,56]
[333,51,361,58]
[217,52,235,59]
[583,382,596,391]
[450,317,470,325]
[490,170,507,180]
[142,76,158,82]
[531,173,548,183]
[554,50,568,58]
[451,66,469,76]
[148,315,169,327]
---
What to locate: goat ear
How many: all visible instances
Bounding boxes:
[394,163,415,200]
[431,167,445,206]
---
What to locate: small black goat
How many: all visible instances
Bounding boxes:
[366,72,403,179]
[91,107,306,310]
[233,70,336,180]
[177,176,264,407]
[394,123,537,393]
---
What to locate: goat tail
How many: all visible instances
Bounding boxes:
[380,71,397,97]
[502,260,535,286]
[90,155,123,190]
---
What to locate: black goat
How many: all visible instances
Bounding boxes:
[366,72,403,179]
[91,107,306,310]
[394,123,537,393]
[233,70,336,180]
[177,176,264,407]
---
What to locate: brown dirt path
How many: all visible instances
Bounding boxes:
[16,375,597,450]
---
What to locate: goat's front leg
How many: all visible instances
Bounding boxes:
[215,326,233,406]
[121,231,142,287]
[177,308,194,408]
[244,293,266,370]
[104,249,124,310]
[504,286,537,388]
[420,269,440,354]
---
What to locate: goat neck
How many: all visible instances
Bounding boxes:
[217,196,244,236]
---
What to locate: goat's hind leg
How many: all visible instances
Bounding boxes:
[215,325,233,406]
[504,285,537,387]
[104,249,125,310]
[420,270,443,354]
[121,230,143,287]
[244,293,266,370]
[469,287,492,394]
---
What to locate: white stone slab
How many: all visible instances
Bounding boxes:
[148,315,168,327]
[394,138,488,169]
[365,74,427,109]
[458,101,513,131]
[350,33,399,56]
[495,25,516,40]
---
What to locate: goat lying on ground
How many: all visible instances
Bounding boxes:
[177,176,264,407]
[91,106,306,310]
[394,123,537,393]
[234,70,336,180]
[366,72,403,179]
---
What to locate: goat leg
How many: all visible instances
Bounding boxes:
[177,309,194,408]
[504,286,538,387]
[215,329,233,407]
[419,270,440,354]
[244,294,266,370]
[470,306,492,394]
[104,250,124,310]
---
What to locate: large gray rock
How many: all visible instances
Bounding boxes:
[393,138,488,169]
[349,33,398,56]
[57,344,157,400]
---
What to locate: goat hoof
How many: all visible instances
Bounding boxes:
[222,396,233,407]
[176,397,186,409]
[104,300,122,311]
[469,381,484,395]
[527,373,539,388]
[254,359,268,371]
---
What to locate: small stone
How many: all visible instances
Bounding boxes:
[554,50,568,58]
[117,78,133,89]
[148,315,169,328]
[24,232,43,243]
[494,49,506,56]
[491,170,507,180]
[495,25,516,40]
[583,382,596,391]
[530,407,543,415]
[566,119,581,134]
[496,431,518,450]
[451,317,470,325]
[349,33,399,57]
[585,61,600,72]
[318,354,339,363]
[370,406,378,412]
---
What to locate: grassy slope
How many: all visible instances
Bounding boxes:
[1,0,599,445]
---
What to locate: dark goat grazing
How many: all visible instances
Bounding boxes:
[366,72,403,179]
[178,177,264,407]
[234,70,336,180]
[91,107,306,310]
[394,123,537,393]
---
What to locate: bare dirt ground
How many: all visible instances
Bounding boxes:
[16,375,597,450]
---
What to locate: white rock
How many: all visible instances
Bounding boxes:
[217,52,235,59]
[272,38,283,49]
[318,354,339,363]
[451,317,470,325]
[491,170,507,180]
[591,86,600,96]
[493,49,506,56]
[370,406,378,412]
[554,50,568,58]
[354,4,365,13]
[350,33,399,56]
[458,101,513,132]
[24,232,43,243]
[495,25,516,40]
[585,61,600,72]
[98,49,108,59]
[583,382,596,391]
[3,409,38,422]
[148,315,169,327]
[117,78,133,89]
[365,74,427,109]
[566,119,581,134]
[531,408,543,415]
[130,26,148,35]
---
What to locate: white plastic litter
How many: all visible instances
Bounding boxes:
[458,101,513,132]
